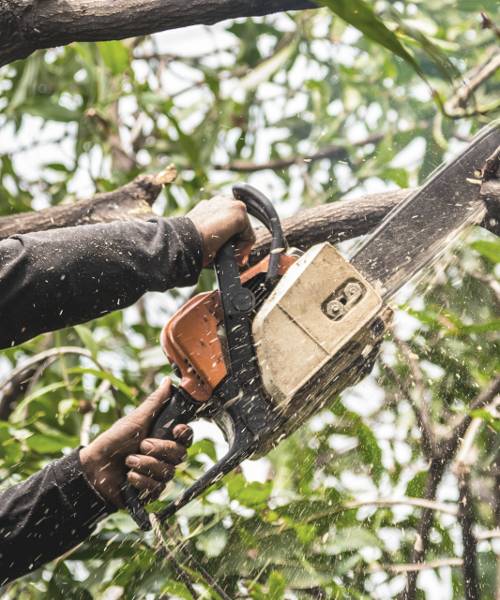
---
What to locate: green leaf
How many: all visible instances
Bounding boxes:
[161,580,194,600]
[21,97,80,122]
[195,524,228,558]
[189,438,217,462]
[470,240,500,264]
[267,571,287,599]
[11,381,69,422]
[357,423,383,483]
[27,431,78,453]
[323,526,382,555]
[239,37,298,91]
[68,367,137,398]
[97,41,130,76]
[319,0,426,82]
[470,409,500,432]
[405,471,428,498]
[227,473,272,507]
[75,325,99,360]
[458,319,500,334]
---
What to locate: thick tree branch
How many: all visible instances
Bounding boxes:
[0,166,176,240]
[0,0,315,68]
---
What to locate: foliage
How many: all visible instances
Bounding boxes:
[0,2,499,599]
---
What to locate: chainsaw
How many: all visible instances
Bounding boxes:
[124,121,499,530]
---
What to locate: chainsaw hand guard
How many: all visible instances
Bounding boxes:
[124,184,286,529]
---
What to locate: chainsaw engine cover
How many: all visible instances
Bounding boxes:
[252,242,392,454]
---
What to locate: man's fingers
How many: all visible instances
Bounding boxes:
[127,471,164,499]
[125,455,175,482]
[129,378,171,427]
[234,218,257,265]
[172,424,193,447]
[139,438,187,464]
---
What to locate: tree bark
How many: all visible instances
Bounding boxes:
[0,0,315,68]
[0,167,176,239]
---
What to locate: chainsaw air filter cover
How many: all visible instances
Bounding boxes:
[252,242,392,452]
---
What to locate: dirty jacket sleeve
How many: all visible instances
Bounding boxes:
[0,449,116,585]
[0,217,203,348]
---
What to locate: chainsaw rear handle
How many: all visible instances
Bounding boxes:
[122,386,199,530]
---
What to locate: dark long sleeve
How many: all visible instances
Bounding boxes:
[0,216,203,349]
[0,449,115,584]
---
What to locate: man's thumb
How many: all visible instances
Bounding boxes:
[131,378,171,428]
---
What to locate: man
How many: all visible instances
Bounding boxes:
[0,195,255,583]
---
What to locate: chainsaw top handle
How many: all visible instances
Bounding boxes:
[232,183,286,283]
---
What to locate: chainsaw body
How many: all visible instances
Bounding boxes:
[123,184,391,529]
[162,242,391,455]
[252,242,392,454]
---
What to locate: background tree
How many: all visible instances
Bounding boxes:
[0,1,499,599]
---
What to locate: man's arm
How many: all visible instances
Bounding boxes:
[0,380,191,584]
[0,217,202,348]
[0,194,255,349]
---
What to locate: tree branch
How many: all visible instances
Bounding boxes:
[441,376,500,462]
[372,558,463,574]
[400,376,500,600]
[394,339,436,459]
[457,472,480,600]
[343,497,458,517]
[0,0,315,68]
[444,48,500,118]
[0,166,176,240]
[214,133,384,173]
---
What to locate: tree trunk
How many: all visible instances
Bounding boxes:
[0,0,315,67]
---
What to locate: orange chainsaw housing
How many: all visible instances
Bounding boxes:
[160,254,297,402]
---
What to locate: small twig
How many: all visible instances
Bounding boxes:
[79,380,111,446]
[214,132,384,173]
[476,528,500,541]
[400,376,500,600]
[444,48,500,118]
[150,515,234,600]
[150,515,200,597]
[394,339,436,458]
[441,375,500,462]
[481,12,500,40]
[0,347,92,394]
[372,558,463,574]
[0,346,121,422]
[452,401,494,600]
[481,145,500,181]
[343,497,458,517]
[457,471,480,600]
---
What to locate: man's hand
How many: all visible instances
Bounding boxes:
[80,379,192,508]
[186,194,256,266]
